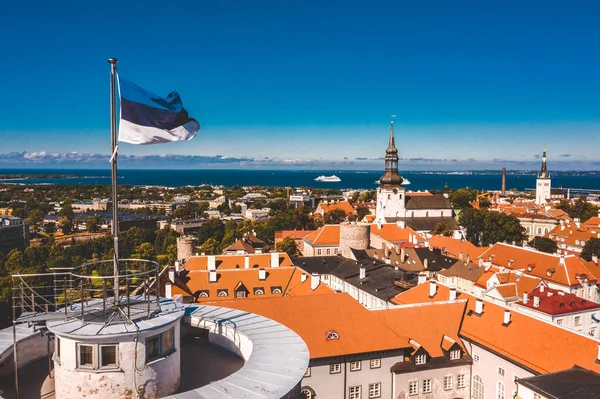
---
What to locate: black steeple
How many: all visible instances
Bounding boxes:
[379,120,403,188]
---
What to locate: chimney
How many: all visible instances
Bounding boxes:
[258,268,266,281]
[479,258,484,267]
[459,251,464,260]
[559,255,566,266]
[408,233,413,243]
[400,248,406,262]
[475,299,484,315]
[413,235,418,245]
[441,246,447,255]
[449,287,457,301]
[175,260,180,272]
[540,285,545,293]
[575,218,581,229]
[418,273,427,285]
[360,267,366,279]
[168,268,175,284]
[533,296,540,308]
[503,309,511,325]
[399,220,406,229]
[311,273,320,290]
[424,258,429,269]
[429,280,437,297]
[597,345,600,362]
[244,255,250,269]
[301,273,308,283]
[209,270,217,283]
[271,252,280,268]
[465,254,471,264]
[523,292,528,304]
[207,255,216,271]
[501,167,506,195]
[165,281,172,298]
[593,255,599,264]
[424,241,430,248]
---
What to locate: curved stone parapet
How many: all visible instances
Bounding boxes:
[164,304,310,399]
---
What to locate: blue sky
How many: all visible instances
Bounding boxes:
[0,0,599,170]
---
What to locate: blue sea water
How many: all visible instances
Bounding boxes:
[2,169,600,192]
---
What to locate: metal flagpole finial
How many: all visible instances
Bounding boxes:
[391,114,396,124]
[108,58,119,65]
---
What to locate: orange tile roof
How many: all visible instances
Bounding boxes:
[211,293,410,359]
[316,200,356,215]
[184,253,294,271]
[493,284,519,299]
[583,216,600,228]
[547,225,598,247]
[429,235,487,259]
[274,230,314,240]
[303,225,341,246]
[474,268,497,288]
[181,266,332,302]
[392,282,600,374]
[405,191,434,197]
[479,243,600,287]
[370,223,424,243]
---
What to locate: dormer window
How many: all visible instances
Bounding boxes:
[450,350,461,360]
[326,331,340,340]
[253,288,264,295]
[217,289,228,297]
[415,354,426,365]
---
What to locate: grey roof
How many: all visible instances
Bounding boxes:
[438,261,486,282]
[165,304,309,399]
[405,195,452,210]
[517,367,600,399]
[383,216,460,231]
[365,247,459,274]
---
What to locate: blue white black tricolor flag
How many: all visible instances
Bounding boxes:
[118,77,200,145]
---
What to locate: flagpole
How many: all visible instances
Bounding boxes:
[108,58,120,303]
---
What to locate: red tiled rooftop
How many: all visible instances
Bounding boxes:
[517,286,600,315]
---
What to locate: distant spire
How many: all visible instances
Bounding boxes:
[379,118,403,187]
[388,120,396,149]
[539,147,549,178]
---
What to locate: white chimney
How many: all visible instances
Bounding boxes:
[575,218,581,229]
[424,241,430,248]
[479,258,484,267]
[360,267,366,279]
[271,252,280,268]
[244,255,250,269]
[533,296,540,308]
[401,248,406,262]
[207,255,216,271]
[399,220,406,229]
[429,280,437,297]
[418,273,427,285]
[408,233,413,242]
[523,292,529,304]
[424,259,429,269]
[593,255,599,264]
[301,273,308,283]
[503,309,511,325]
[258,268,266,281]
[475,299,484,315]
[449,287,457,301]
[165,281,172,298]
[209,270,217,283]
[311,273,320,290]
[175,261,180,272]
[559,255,566,266]
[413,235,418,245]
[459,251,464,260]
[597,344,600,362]
[540,285,545,293]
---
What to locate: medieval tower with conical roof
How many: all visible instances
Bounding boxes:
[375,120,406,223]
[535,147,551,205]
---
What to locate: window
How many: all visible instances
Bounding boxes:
[472,375,485,399]
[450,349,461,360]
[304,367,311,377]
[473,353,480,363]
[330,363,341,374]
[146,328,176,363]
[556,318,564,326]
[497,366,505,376]
[254,288,264,295]
[444,375,453,390]
[271,287,282,294]
[334,248,338,255]
[198,291,209,298]
[423,379,432,393]
[497,381,505,399]
[100,345,118,368]
[217,289,228,297]
[301,388,313,399]
[326,331,340,340]
[537,228,542,234]
[349,386,361,399]
[326,248,331,255]
[78,344,94,368]
[408,380,418,395]
[369,382,381,398]
[590,328,597,337]
[415,354,426,365]
[575,316,582,326]
[236,290,247,298]
[370,358,381,369]
[534,394,542,399]
[317,249,322,255]
[458,374,466,388]
[350,361,361,371]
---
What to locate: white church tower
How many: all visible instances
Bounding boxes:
[535,147,551,205]
[375,120,406,223]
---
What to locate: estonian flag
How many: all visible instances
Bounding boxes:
[118,77,200,145]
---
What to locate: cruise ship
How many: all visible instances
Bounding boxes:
[314,175,341,182]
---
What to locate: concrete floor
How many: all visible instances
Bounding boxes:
[0,333,244,399]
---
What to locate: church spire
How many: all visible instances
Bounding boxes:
[539,146,549,178]
[379,119,403,187]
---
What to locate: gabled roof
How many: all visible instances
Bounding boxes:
[405,194,452,210]
[583,216,600,228]
[316,200,356,215]
[547,224,598,248]
[386,217,461,231]
[517,367,600,399]
[478,243,600,287]
[367,246,459,273]
[184,253,293,270]
[429,235,487,259]
[438,261,486,282]
[303,225,340,246]
[517,286,600,316]
[370,223,424,243]
[274,230,314,240]
[393,282,600,374]
[223,234,270,254]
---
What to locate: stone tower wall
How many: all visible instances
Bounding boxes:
[339,222,370,259]
[177,236,197,264]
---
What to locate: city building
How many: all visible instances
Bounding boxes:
[314,200,356,218]
[0,216,30,252]
[302,225,341,256]
[244,207,270,220]
[373,121,459,236]
[547,218,599,254]
[222,233,270,254]
[429,235,487,260]
[515,367,600,399]
[119,200,174,215]
[72,199,108,213]
[535,148,552,205]
[274,229,314,252]
[370,222,424,250]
